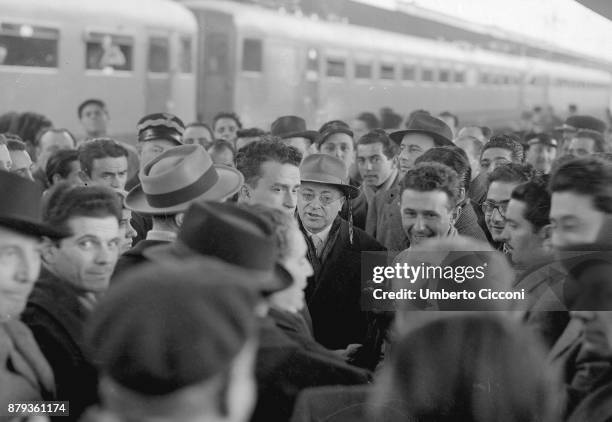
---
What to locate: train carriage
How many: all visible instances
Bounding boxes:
[0,0,197,141]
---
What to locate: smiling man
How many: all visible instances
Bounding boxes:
[22,184,122,420]
[483,163,534,249]
[399,163,459,247]
[236,136,302,215]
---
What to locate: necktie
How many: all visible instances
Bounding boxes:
[312,234,324,258]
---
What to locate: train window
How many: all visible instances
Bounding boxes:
[307,48,319,72]
[421,67,435,82]
[242,38,263,72]
[86,33,133,71]
[479,72,490,84]
[454,71,465,83]
[439,69,450,82]
[179,37,193,73]
[326,58,346,78]
[0,23,58,67]
[355,62,372,79]
[148,37,169,73]
[402,65,416,81]
[380,63,395,80]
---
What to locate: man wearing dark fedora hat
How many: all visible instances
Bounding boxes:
[297,153,385,351]
[113,144,243,278]
[366,114,453,250]
[270,115,318,161]
[0,171,67,405]
[555,114,607,155]
[144,201,370,422]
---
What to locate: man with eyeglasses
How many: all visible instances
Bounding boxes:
[297,154,385,352]
[482,163,534,250]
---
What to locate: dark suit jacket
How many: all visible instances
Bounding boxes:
[21,269,98,421]
[340,191,368,231]
[299,216,386,350]
[253,318,371,422]
[112,239,169,281]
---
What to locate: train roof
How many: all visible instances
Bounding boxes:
[183,0,611,82]
[0,0,197,31]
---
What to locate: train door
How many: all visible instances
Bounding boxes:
[304,47,321,126]
[195,10,236,123]
[145,30,173,114]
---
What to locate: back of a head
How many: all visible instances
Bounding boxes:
[549,156,612,213]
[488,163,535,186]
[235,136,302,186]
[415,146,471,191]
[369,314,555,422]
[87,258,258,395]
[45,149,80,186]
[482,133,524,163]
[356,112,380,130]
[511,178,551,230]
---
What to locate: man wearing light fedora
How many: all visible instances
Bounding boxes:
[0,171,68,405]
[112,144,243,278]
[270,115,318,161]
[297,154,385,352]
[127,112,186,244]
[366,113,454,250]
[144,201,370,422]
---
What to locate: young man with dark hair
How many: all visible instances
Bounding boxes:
[78,138,129,190]
[236,136,302,215]
[45,149,82,187]
[567,130,606,158]
[356,129,399,198]
[351,112,380,141]
[235,127,266,151]
[6,136,34,180]
[183,122,213,148]
[524,133,558,175]
[549,157,612,248]
[399,162,461,247]
[22,184,122,420]
[77,98,109,141]
[483,163,535,248]
[213,111,242,145]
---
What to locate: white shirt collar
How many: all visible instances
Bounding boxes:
[146,230,177,242]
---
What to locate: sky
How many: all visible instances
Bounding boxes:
[354,0,612,62]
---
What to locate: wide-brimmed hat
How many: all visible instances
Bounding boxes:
[144,201,293,295]
[270,116,318,142]
[124,145,243,215]
[389,113,453,146]
[299,154,359,199]
[556,115,607,134]
[137,113,185,145]
[317,120,354,147]
[0,171,68,238]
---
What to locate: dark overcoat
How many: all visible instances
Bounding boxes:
[299,216,386,350]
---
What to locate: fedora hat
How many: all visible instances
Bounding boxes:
[137,113,185,145]
[389,113,453,146]
[317,120,354,147]
[0,170,68,238]
[144,201,293,294]
[124,145,243,215]
[556,115,607,134]
[300,154,359,199]
[270,116,318,142]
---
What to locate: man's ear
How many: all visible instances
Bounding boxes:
[457,187,466,204]
[52,173,62,185]
[40,237,58,265]
[538,224,553,252]
[174,212,184,228]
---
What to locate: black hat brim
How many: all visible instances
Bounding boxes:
[143,243,293,295]
[389,129,453,147]
[0,216,69,239]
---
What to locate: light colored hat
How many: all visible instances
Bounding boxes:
[299,154,359,199]
[124,145,243,214]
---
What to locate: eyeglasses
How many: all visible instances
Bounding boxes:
[299,190,343,206]
[481,200,508,218]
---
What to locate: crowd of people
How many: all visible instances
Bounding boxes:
[3,98,612,422]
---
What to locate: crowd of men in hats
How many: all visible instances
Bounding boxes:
[4,99,612,422]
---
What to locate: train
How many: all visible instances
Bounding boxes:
[1,0,611,140]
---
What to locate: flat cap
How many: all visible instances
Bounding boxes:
[86,257,259,395]
[137,112,185,145]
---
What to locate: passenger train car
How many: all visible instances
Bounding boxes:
[182,0,612,128]
[0,0,197,139]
